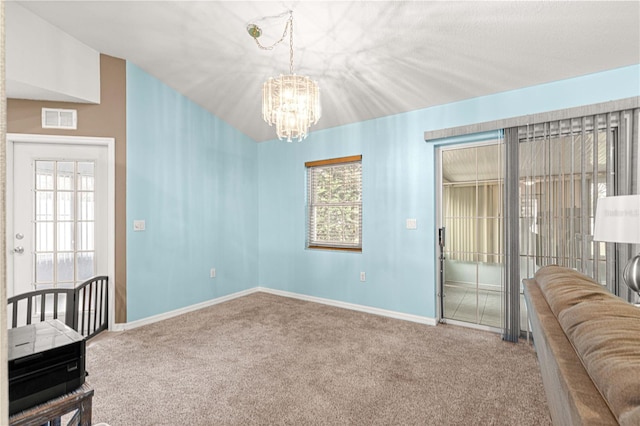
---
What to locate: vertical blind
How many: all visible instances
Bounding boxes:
[516,111,638,298]
[511,109,639,306]
[306,156,362,250]
[443,182,502,263]
[518,117,609,281]
[503,128,520,342]
[504,108,638,341]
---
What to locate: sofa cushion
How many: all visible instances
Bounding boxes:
[524,278,618,425]
[534,265,612,317]
[529,265,640,424]
[558,299,640,425]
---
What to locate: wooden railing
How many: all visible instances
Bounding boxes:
[7,276,109,340]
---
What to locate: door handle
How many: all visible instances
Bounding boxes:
[13,246,24,254]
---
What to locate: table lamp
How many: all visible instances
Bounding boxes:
[593,195,640,298]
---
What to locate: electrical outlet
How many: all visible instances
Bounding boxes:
[360,272,366,282]
[210,268,216,278]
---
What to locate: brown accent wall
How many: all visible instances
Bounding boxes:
[7,54,127,323]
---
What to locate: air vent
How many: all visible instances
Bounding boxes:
[42,108,77,129]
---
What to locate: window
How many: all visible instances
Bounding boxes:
[35,160,96,288]
[306,155,362,251]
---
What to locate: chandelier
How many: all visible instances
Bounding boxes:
[248,11,321,142]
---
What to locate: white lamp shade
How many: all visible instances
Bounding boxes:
[593,195,640,244]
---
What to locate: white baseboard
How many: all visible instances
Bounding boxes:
[111,287,260,331]
[258,287,438,326]
[112,286,437,331]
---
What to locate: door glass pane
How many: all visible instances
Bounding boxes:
[35,222,54,251]
[478,261,503,328]
[78,192,94,221]
[57,253,74,282]
[77,252,95,281]
[77,222,94,251]
[35,253,54,283]
[57,222,74,251]
[77,162,94,191]
[36,191,54,221]
[57,162,74,190]
[35,161,54,190]
[57,192,74,221]
[441,142,504,328]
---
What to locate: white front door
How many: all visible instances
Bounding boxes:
[7,136,112,301]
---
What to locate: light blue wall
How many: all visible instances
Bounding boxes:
[258,118,431,316]
[124,61,638,322]
[126,63,259,322]
[258,64,640,319]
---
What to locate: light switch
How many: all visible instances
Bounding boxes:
[406,218,417,229]
[133,220,146,231]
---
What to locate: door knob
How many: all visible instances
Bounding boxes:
[13,246,24,254]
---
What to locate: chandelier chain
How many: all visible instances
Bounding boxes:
[289,14,294,74]
[251,11,293,59]
[251,12,295,74]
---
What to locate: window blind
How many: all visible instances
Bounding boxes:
[306,156,362,250]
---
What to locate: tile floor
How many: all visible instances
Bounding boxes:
[443,284,529,330]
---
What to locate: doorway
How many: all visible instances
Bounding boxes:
[6,134,115,328]
[438,141,504,330]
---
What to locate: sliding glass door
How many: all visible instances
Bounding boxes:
[439,141,504,330]
[432,107,638,340]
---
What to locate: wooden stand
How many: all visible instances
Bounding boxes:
[9,383,94,426]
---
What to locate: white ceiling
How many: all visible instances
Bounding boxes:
[12,1,640,142]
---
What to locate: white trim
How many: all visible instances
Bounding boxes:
[111,287,437,330]
[258,287,438,326]
[7,133,113,147]
[112,288,260,331]
[6,133,116,330]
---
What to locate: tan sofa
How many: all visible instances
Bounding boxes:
[523,265,640,426]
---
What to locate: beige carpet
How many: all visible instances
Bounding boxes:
[86,292,551,425]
